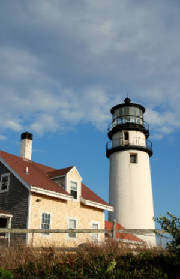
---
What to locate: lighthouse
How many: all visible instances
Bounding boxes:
[106,98,156,245]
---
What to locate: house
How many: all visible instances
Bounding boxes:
[0,132,113,246]
[0,131,144,247]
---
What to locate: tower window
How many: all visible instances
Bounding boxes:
[124,132,129,140]
[130,154,137,163]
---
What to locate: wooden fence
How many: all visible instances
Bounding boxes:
[0,222,167,247]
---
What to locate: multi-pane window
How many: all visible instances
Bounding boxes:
[68,219,77,238]
[0,173,10,192]
[41,213,50,234]
[92,223,99,241]
[130,154,137,164]
[70,181,77,199]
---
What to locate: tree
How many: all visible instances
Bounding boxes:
[154,212,180,252]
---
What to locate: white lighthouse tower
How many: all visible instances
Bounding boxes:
[106,98,156,246]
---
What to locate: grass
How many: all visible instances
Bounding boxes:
[0,240,179,279]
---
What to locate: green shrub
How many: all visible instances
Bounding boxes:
[154,211,180,253]
[0,269,13,279]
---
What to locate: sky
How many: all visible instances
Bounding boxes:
[0,0,179,223]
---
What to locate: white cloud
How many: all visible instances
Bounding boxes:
[0,47,40,81]
[3,120,22,132]
[31,114,59,134]
[0,0,178,139]
[144,108,179,138]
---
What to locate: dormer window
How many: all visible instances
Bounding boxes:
[70,181,77,199]
[0,173,10,192]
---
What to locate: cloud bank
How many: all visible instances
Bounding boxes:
[0,0,179,139]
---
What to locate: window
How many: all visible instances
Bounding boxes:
[68,219,77,238]
[91,223,99,241]
[130,154,137,164]
[41,213,50,234]
[124,106,129,115]
[70,181,77,199]
[0,173,10,192]
[124,132,129,141]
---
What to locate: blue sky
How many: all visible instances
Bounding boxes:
[0,0,179,222]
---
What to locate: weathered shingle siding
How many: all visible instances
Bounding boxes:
[0,161,29,230]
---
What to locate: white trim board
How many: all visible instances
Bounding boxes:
[31,186,73,201]
[81,197,113,212]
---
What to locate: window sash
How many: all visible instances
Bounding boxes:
[70,190,77,199]
[70,181,77,191]
[130,154,137,163]
[70,181,77,199]
[41,213,50,234]
[0,174,10,192]
[92,223,99,241]
[68,219,76,238]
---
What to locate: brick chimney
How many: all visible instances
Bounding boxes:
[20,132,33,160]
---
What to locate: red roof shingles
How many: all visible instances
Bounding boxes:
[48,166,73,178]
[105,221,143,242]
[0,151,110,207]
[0,151,69,196]
[82,183,109,206]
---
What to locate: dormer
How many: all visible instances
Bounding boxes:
[48,166,82,201]
[66,167,82,200]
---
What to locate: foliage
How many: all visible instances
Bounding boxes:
[0,241,179,279]
[154,211,180,252]
[0,269,13,279]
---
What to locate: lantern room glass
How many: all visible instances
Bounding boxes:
[112,106,143,126]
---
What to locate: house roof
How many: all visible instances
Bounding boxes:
[0,150,110,208]
[48,166,73,178]
[82,183,109,206]
[105,221,143,243]
[0,150,70,196]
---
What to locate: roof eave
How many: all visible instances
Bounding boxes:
[81,197,113,211]
[31,186,73,201]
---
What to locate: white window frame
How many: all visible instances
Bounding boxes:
[0,173,10,193]
[70,181,78,200]
[41,212,51,236]
[91,221,100,242]
[67,218,77,240]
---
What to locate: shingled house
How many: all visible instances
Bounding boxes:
[0,132,112,246]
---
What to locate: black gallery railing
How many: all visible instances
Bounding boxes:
[107,116,149,132]
[106,137,152,153]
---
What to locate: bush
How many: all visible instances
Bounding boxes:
[154,211,180,253]
[0,241,179,279]
[0,269,13,279]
